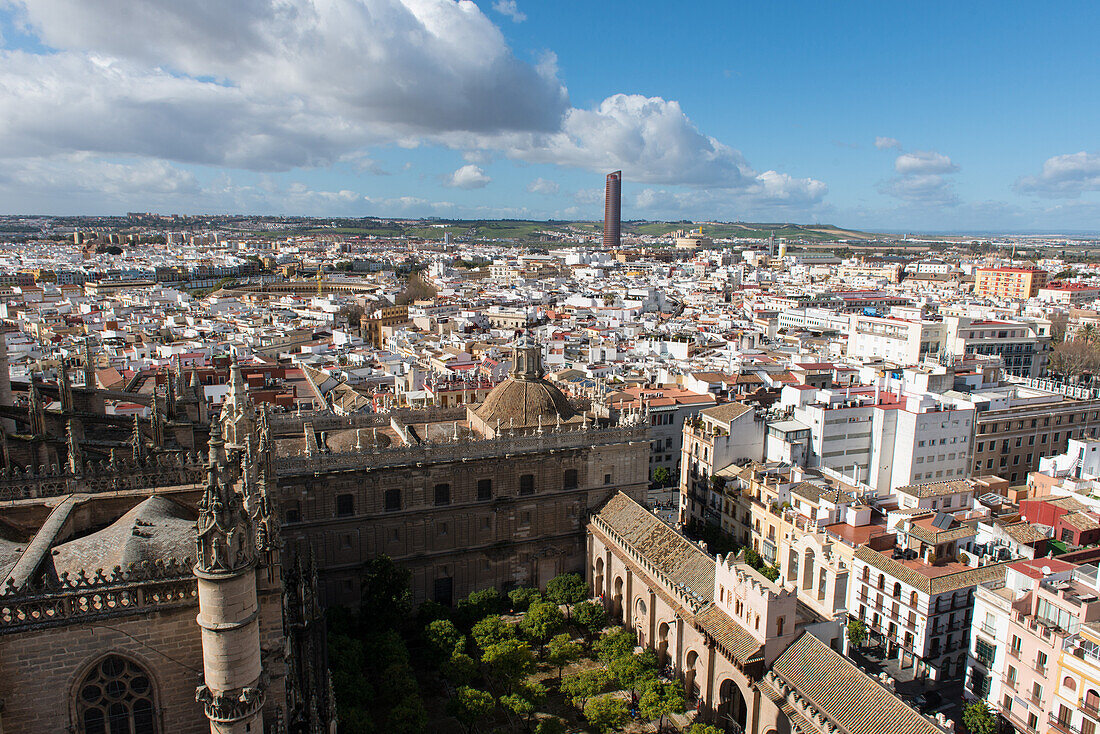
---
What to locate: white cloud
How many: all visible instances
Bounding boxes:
[874,136,901,150]
[894,150,958,175]
[526,177,559,195]
[1015,152,1100,198]
[880,150,959,205]
[445,164,491,189]
[0,0,829,216]
[492,0,526,23]
[0,0,568,170]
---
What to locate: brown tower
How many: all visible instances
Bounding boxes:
[603,170,621,248]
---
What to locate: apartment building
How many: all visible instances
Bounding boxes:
[605,385,716,483]
[1050,619,1100,734]
[974,266,1049,299]
[679,401,765,527]
[966,558,1100,734]
[784,387,974,492]
[851,511,1007,682]
[1038,282,1100,307]
[847,313,946,365]
[943,315,1050,379]
[970,394,1100,485]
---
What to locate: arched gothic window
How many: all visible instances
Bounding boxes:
[76,655,157,734]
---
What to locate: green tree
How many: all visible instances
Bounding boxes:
[584,695,630,733]
[472,614,516,654]
[441,652,478,687]
[387,696,428,734]
[482,638,536,693]
[759,564,780,582]
[534,717,566,734]
[509,587,542,612]
[500,680,547,732]
[573,601,608,640]
[546,633,582,681]
[651,466,671,487]
[425,619,465,662]
[546,573,588,618]
[594,627,636,662]
[448,686,495,734]
[609,649,658,697]
[561,668,615,710]
[520,600,566,647]
[743,547,764,570]
[639,680,686,733]
[687,725,723,734]
[457,587,506,627]
[962,701,996,734]
[847,619,867,648]
[359,555,413,632]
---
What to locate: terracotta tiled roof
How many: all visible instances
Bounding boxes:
[592,492,714,600]
[694,604,763,666]
[699,401,754,423]
[1001,522,1046,544]
[894,480,973,499]
[1062,511,1100,532]
[854,546,1008,595]
[770,634,945,734]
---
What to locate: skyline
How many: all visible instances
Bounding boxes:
[0,1,1098,231]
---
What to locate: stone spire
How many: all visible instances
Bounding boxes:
[0,330,12,432]
[131,414,144,462]
[66,419,82,475]
[82,339,95,390]
[194,418,266,733]
[222,357,255,450]
[58,359,73,414]
[27,382,45,437]
[151,390,165,449]
[283,548,337,733]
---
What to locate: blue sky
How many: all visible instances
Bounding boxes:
[0,0,1098,232]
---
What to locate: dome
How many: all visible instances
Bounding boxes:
[472,376,576,429]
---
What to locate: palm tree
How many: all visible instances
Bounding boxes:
[1080,324,1097,344]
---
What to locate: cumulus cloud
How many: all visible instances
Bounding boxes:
[0,0,829,215]
[874,136,901,150]
[445,164,491,189]
[526,177,559,195]
[1015,152,1100,198]
[0,0,568,170]
[894,150,959,175]
[492,0,526,22]
[880,150,959,205]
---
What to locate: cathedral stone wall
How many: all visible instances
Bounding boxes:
[0,605,208,734]
[278,435,648,605]
[587,526,786,734]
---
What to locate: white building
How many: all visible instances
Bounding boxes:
[847,313,946,365]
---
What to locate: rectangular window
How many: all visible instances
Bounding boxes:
[477,479,492,501]
[434,483,451,506]
[384,488,401,511]
[519,474,535,495]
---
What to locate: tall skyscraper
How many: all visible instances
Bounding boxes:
[603,170,621,249]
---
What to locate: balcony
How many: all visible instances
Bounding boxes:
[1034,662,1047,675]
[1082,699,1100,720]
[1049,713,1084,734]
[979,623,997,637]
[1008,646,1022,659]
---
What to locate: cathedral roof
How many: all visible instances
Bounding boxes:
[472,375,577,429]
[50,496,197,577]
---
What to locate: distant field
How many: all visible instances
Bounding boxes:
[268,218,879,243]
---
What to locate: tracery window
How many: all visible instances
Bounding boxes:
[77,655,157,734]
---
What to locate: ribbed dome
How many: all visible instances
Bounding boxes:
[473,376,576,428]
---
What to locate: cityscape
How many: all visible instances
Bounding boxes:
[2,3,1100,734]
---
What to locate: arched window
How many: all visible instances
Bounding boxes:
[862,566,870,583]
[335,494,354,517]
[1064,676,1077,692]
[877,573,886,591]
[892,582,902,599]
[910,591,919,607]
[76,655,157,734]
